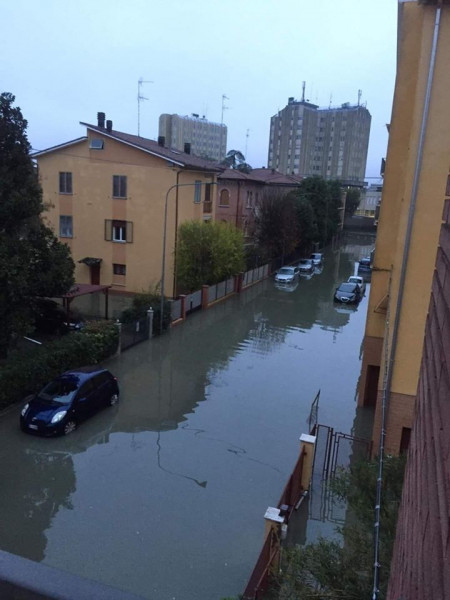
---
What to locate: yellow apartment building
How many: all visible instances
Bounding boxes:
[33,114,222,298]
[358,0,450,454]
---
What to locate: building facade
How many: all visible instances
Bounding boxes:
[33,113,222,298]
[216,168,301,240]
[358,0,450,456]
[159,113,227,162]
[267,98,371,185]
[355,183,383,218]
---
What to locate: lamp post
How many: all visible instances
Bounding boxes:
[159,181,216,333]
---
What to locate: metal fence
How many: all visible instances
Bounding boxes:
[242,264,269,288]
[171,298,182,321]
[184,290,202,313]
[119,317,150,351]
[208,277,235,303]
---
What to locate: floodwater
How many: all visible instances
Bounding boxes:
[0,233,375,600]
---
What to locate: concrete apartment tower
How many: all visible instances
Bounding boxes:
[267,97,371,185]
[159,113,227,162]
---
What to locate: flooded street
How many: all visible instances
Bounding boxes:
[0,233,374,600]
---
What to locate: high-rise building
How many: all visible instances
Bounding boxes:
[159,113,227,161]
[267,98,371,184]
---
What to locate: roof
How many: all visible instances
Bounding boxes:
[251,168,302,185]
[31,137,87,157]
[59,283,111,298]
[219,167,302,186]
[80,123,224,172]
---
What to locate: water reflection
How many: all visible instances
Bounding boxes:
[0,232,376,600]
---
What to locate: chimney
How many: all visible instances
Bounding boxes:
[97,112,105,128]
[106,120,113,132]
[158,136,165,147]
[184,142,191,154]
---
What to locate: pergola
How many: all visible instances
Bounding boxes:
[59,284,111,320]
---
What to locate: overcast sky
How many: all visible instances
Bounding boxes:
[1,0,398,180]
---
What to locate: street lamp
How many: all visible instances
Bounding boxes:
[159,181,217,333]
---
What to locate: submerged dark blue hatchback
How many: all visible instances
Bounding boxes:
[20,367,119,436]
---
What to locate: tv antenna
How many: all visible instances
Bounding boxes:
[301,81,306,102]
[220,94,229,159]
[358,89,362,106]
[245,129,250,158]
[137,77,153,137]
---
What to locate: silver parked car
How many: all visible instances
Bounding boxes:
[274,266,299,284]
[298,258,314,273]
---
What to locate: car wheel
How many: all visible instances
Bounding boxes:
[63,420,77,435]
[109,393,119,407]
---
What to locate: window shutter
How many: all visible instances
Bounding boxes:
[126,221,133,243]
[105,219,112,241]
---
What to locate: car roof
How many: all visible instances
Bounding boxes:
[61,366,109,379]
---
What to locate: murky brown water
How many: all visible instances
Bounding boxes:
[0,233,375,599]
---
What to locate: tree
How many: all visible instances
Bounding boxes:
[295,176,342,245]
[221,149,252,172]
[276,454,406,600]
[254,192,299,259]
[345,187,361,215]
[0,92,74,356]
[176,221,245,292]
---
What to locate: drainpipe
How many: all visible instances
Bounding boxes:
[236,181,241,228]
[172,170,182,297]
[372,5,442,600]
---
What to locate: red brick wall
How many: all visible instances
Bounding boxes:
[387,196,450,599]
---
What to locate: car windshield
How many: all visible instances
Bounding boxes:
[338,283,356,292]
[348,277,360,283]
[311,254,320,259]
[38,376,79,404]
[299,260,310,265]
[278,267,294,274]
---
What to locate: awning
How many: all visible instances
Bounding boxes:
[78,257,102,267]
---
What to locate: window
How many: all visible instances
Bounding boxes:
[59,215,73,238]
[246,191,253,208]
[59,172,72,194]
[219,189,230,207]
[113,263,126,276]
[113,175,127,198]
[194,180,202,203]
[105,220,133,243]
[203,183,212,214]
[90,138,104,150]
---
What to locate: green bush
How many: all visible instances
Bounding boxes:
[0,321,119,411]
[119,292,171,335]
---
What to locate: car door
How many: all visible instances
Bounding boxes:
[93,372,113,406]
[73,378,97,421]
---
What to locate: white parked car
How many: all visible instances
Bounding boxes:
[274,266,299,284]
[310,253,323,267]
[348,275,366,295]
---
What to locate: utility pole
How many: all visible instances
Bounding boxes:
[220,94,229,160]
[137,77,153,137]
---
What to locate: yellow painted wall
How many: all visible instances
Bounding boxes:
[37,132,217,297]
[362,2,450,417]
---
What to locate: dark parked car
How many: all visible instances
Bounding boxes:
[20,367,119,436]
[33,298,85,334]
[334,282,362,304]
[358,257,372,271]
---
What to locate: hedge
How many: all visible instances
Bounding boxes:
[0,321,119,411]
